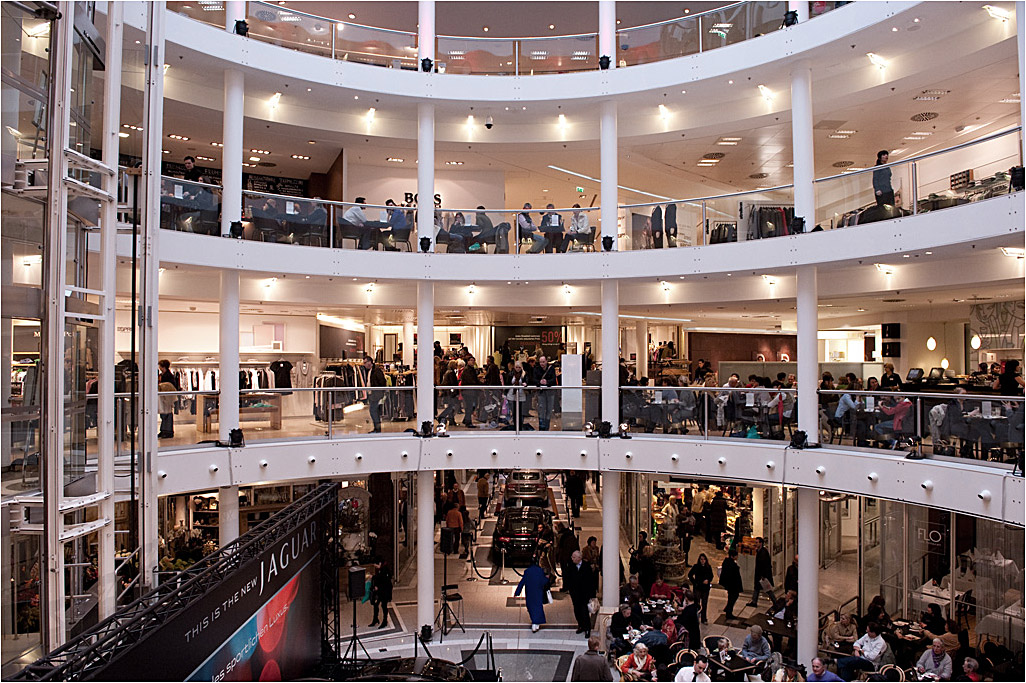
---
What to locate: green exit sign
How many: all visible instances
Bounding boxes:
[575,186,584,193]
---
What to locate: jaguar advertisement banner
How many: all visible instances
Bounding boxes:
[97,514,323,681]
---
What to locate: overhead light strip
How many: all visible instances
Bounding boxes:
[548,165,673,201]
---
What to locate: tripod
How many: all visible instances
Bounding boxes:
[341,592,371,666]
[433,544,465,642]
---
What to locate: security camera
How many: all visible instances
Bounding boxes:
[308,455,317,464]
[158,470,168,479]
[356,453,363,460]
[765,460,775,469]
[867,472,878,482]
[491,449,498,457]
[209,464,219,473]
[978,490,992,501]
[536,449,543,457]
[259,459,269,468]
[485,115,494,130]
[815,466,826,475]
[717,457,726,465]
[580,450,588,457]
[401,451,409,458]
[671,454,679,462]
[921,480,933,491]
[446,450,453,457]
[625,452,633,459]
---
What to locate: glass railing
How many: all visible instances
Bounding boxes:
[241,191,333,245]
[434,385,599,433]
[619,186,794,250]
[167,1,839,74]
[1,404,42,497]
[814,127,1023,231]
[435,206,600,254]
[160,176,222,235]
[818,389,1023,467]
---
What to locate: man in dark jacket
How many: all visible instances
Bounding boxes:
[556,523,581,586]
[532,355,559,430]
[565,471,586,518]
[719,547,744,620]
[706,491,729,549]
[748,537,774,607]
[361,356,388,433]
[564,550,597,637]
[570,636,613,681]
[784,554,799,595]
[459,356,482,427]
[679,589,702,651]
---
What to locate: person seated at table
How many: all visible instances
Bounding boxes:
[638,616,669,651]
[766,380,794,433]
[923,619,961,657]
[380,199,408,251]
[621,574,646,604]
[560,204,592,252]
[342,197,379,250]
[866,376,880,392]
[916,638,953,680]
[992,359,1025,395]
[919,603,946,635]
[837,621,886,680]
[874,395,913,444]
[864,595,891,629]
[468,206,510,253]
[302,199,327,226]
[772,658,805,682]
[770,589,799,624]
[649,574,674,600]
[956,656,981,682]
[608,603,636,657]
[620,643,657,681]
[807,658,844,682]
[517,203,548,253]
[740,624,772,665]
[539,203,564,253]
[823,612,858,646]
[661,614,678,644]
[674,654,711,682]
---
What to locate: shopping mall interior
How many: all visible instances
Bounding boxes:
[1,0,1024,680]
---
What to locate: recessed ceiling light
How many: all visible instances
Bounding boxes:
[348,13,356,19]
[195,155,215,161]
[249,156,261,161]
[828,134,850,139]
[168,134,189,140]
[291,154,310,160]
[445,160,464,165]
[308,140,315,144]
[250,148,270,154]
[482,26,489,32]
[211,141,223,147]
[386,157,404,163]
[913,95,940,101]
[118,132,129,138]
[548,24,555,29]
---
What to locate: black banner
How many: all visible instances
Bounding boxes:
[96,515,323,681]
[493,326,562,361]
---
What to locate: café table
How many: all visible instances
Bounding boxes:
[706,651,759,681]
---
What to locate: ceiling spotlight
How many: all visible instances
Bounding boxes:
[762,275,778,286]
[365,282,375,293]
[1000,247,1025,258]
[661,280,670,292]
[757,84,773,100]
[366,108,376,122]
[558,113,567,128]
[983,4,1011,21]
[926,336,937,351]
[866,52,887,69]
[563,283,572,296]
[269,92,282,108]
[468,283,476,295]
[658,104,670,120]
[348,12,356,19]
[874,263,895,275]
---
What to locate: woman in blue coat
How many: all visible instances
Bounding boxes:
[515,555,549,632]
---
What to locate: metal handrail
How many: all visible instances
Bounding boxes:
[819,388,1024,401]
[616,1,749,34]
[621,385,796,393]
[249,0,417,39]
[620,183,795,210]
[160,176,223,191]
[812,126,1023,184]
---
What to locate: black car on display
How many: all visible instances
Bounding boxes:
[502,469,550,508]
[348,656,473,681]
[491,506,553,565]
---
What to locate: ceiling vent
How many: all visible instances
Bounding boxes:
[749,172,769,179]
[911,112,939,122]
[832,161,855,168]
[881,298,906,303]
[703,152,726,160]
[814,119,847,130]
[257,162,277,167]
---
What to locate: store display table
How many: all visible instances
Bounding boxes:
[198,393,282,433]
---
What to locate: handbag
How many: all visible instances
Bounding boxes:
[546,589,554,604]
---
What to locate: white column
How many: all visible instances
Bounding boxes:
[601,471,621,606]
[219,485,240,545]
[598,0,616,67]
[219,271,240,442]
[418,0,435,65]
[635,320,648,380]
[221,68,244,236]
[1019,8,1025,170]
[403,316,415,368]
[788,0,810,24]
[417,282,434,425]
[225,0,245,30]
[416,469,435,632]
[417,103,435,248]
[796,266,818,440]
[796,487,819,665]
[600,101,618,249]
[790,59,815,231]
[601,281,619,424]
[97,0,124,621]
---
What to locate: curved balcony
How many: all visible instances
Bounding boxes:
[151,129,1025,283]
[167,1,841,76]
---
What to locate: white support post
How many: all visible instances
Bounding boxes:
[219,270,240,442]
[416,469,435,633]
[417,103,435,249]
[225,0,245,30]
[790,59,815,232]
[600,101,618,249]
[797,487,819,665]
[601,471,621,607]
[796,266,818,440]
[1019,8,1025,169]
[788,0,810,24]
[601,280,619,425]
[219,486,240,546]
[403,316,415,368]
[418,0,435,65]
[221,68,244,236]
[598,0,616,67]
[635,320,648,380]
[42,1,74,649]
[97,0,124,620]
[138,1,167,592]
[417,282,434,425]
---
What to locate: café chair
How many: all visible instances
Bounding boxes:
[616,655,641,682]
[335,218,364,249]
[705,635,730,652]
[878,664,905,681]
[674,649,698,666]
[251,216,284,243]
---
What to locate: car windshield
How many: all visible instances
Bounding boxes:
[512,471,542,481]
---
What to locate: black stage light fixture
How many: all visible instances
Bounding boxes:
[602,235,614,251]
[782,10,798,27]
[421,57,433,73]
[421,420,435,437]
[599,55,611,70]
[229,220,243,238]
[618,422,632,439]
[235,19,249,36]
[420,236,432,252]
[790,430,808,449]
[597,420,613,438]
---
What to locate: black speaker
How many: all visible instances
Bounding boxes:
[440,527,459,554]
[882,342,901,358]
[348,566,366,600]
[229,428,244,448]
[790,430,808,449]
[881,323,901,339]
